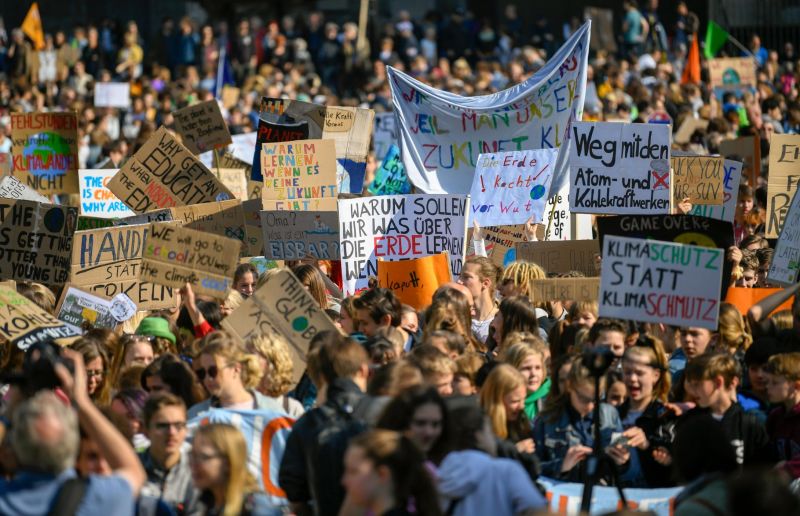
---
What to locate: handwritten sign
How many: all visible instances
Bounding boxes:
[569,122,671,214]
[470,148,556,226]
[70,224,176,310]
[516,240,600,277]
[0,200,76,285]
[94,82,131,108]
[719,136,758,187]
[0,175,50,202]
[221,269,340,382]
[242,199,264,257]
[599,235,723,329]
[770,188,800,285]
[374,112,398,161]
[215,168,248,200]
[766,134,800,238]
[56,285,119,330]
[466,225,525,267]
[262,197,338,212]
[79,169,135,218]
[368,144,411,196]
[11,112,79,195]
[0,286,80,350]
[674,117,709,145]
[708,57,757,92]
[542,184,572,240]
[377,253,451,309]
[671,155,724,205]
[170,199,246,244]
[531,277,600,303]
[260,139,338,204]
[688,159,742,223]
[141,223,242,299]
[106,127,234,213]
[339,194,469,295]
[173,100,232,155]
[261,211,339,260]
[250,118,310,182]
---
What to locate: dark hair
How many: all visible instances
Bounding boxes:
[352,288,401,327]
[728,469,800,516]
[233,263,257,285]
[490,296,538,350]
[141,353,205,408]
[143,392,187,428]
[316,331,368,384]
[376,386,450,463]
[588,318,627,344]
[673,413,738,482]
[447,405,487,451]
[292,264,328,309]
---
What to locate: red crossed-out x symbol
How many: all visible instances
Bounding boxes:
[652,171,669,189]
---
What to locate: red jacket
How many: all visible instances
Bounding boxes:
[767,402,800,478]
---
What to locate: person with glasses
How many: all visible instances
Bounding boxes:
[72,339,112,406]
[139,393,201,515]
[187,331,286,420]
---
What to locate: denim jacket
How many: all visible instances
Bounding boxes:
[532,403,634,483]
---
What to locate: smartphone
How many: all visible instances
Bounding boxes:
[610,432,630,448]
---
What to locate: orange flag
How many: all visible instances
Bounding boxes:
[681,33,701,85]
[21,2,45,50]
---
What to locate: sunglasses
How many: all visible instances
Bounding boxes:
[195,363,231,381]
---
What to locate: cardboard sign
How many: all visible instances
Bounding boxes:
[173,100,232,155]
[516,240,600,277]
[79,169,136,218]
[674,117,709,145]
[250,118,310,183]
[377,253,452,309]
[719,136,759,186]
[69,224,176,310]
[76,216,115,231]
[596,214,734,300]
[0,175,50,202]
[56,285,119,330]
[221,268,340,382]
[117,209,174,226]
[770,187,800,285]
[368,144,411,196]
[106,127,234,213]
[688,159,742,223]
[0,286,80,350]
[260,139,338,204]
[11,112,79,196]
[0,153,11,177]
[215,151,253,180]
[242,199,264,257]
[0,200,76,285]
[262,197,338,212]
[215,168,248,200]
[94,82,131,108]
[169,199,246,244]
[373,112,398,161]
[141,223,242,299]
[708,57,757,91]
[469,148,557,226]
[531,277,600,303]
[261,211,339,260]
[569,122,671,214]
[766,134,800,238]
[466,225,525,267]
[339,194,469,295]
[259,97,375,194]
[600,235,723,329]
[670,156,724,205]
[725,287,793,316]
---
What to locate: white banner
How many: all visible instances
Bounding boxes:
[388,22,590,195]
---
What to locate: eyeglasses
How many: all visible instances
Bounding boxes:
[153,421,187,432]
[195,363,232,381]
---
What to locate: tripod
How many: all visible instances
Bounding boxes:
[579,372,628,513]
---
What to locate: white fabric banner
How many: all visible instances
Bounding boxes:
[387,22,590,196]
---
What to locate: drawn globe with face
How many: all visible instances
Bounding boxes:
[721,68,742,86]
[23,132,71,176]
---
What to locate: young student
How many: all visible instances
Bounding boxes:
[500,338,550,421]
[479,365,533,453]
[736,250,759,288]
[764,352,800,478]
[453,353,484,396]
[458,256,500,345]
[587,319,627,359]
[669,326,718,383]
[407,345,457,397]
[683,352,771,467]
[353,288,412,350]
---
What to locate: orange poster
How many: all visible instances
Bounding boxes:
[724,287,793,316]
[377,254,451,310]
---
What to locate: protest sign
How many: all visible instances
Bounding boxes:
[569,121,671,214]
[107,127,234,213]
[221,268,340,382]
[596,214,734,299]
[719,136,759,186]
[259,97,375,194]
[377,253,451,309]
[215,168,248,200]
[766,134,800,238]
[368,144,411,196]
[221,86,240,110]
[670,155,724,205]
[55,285,118,330]
[11,112,79,195]
[76,216,114,231]
[339,194,469,295]
[542,185,573,240]
[0,175,50,202]
[469,148,557,226]
[0,200,76,285]
[169,199,246,244]
[261,210,339,260]
[262,197,338,212]
[0,286,80,350]
[242,199,264,257]
[79,169,135,218]
[173,100,232,155]
[770,188,800,285]
[516,240,600,277]
[599,235,723,330]
[387,22,589,196]
[116,209,174,226]
[725,287,793,316]
[674,117,709,145]
[531,277,600,303]
[708,57,757,92]
[373,112,398,161]
[70,224,177,310]
[688,159,742,223]
[93,82,131,108]
[250,118,311,183]
[465,225,525,268]
[539,477,681,516]
[215,151,252,177]
[261,139,338,204]
[141,223,241,299]
[243,257,282,275]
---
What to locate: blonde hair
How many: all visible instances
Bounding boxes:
[764,352,800,382]
[772,309,794,331]
[17,282,57,314]
[622,337,671,402]
[245,332,295,396]
[717,302,753,353]
[422,301,477,353]
[222,290,244,314]
[199,331,263,389]
[454,353,484,387]
[193,423,259,516]
[501,261,546,299]
[479,364,526,440]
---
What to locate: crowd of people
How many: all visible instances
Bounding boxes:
[0,0,799,515]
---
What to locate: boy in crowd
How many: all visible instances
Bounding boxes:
[737,250,759,288]
[408,345,456,397]
[764,352,800,478]
[587,318,627,359]
[353,288,413,351]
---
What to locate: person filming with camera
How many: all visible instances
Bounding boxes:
[0,344,145,515]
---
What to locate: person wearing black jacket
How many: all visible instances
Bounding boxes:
[278,332,372,516]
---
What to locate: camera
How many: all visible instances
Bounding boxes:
[0,341,74,397]
[581,347,616,378]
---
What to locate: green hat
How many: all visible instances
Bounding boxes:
[136,317,176,345]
